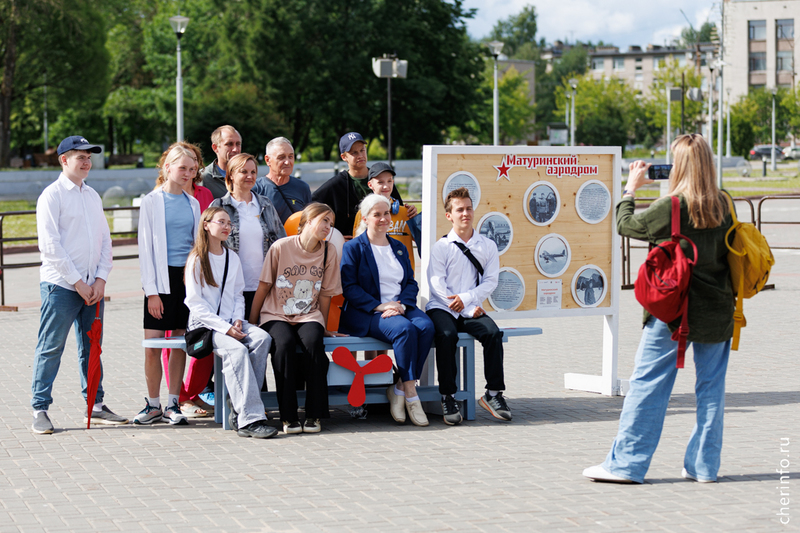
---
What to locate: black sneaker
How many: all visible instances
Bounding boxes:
[237,420,278,439]
[442,395,463,426]
[32,411,54,434]
[478,391,512,421]
[282,420,302,434]
[303,418,321,433]
[349,405,368,419]
[225,395,238,431]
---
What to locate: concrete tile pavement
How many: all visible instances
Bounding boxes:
[0,247,798,532]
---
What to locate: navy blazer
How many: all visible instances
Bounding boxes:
[339,231,419,337]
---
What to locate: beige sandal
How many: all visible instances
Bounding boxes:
[181,402,210,418]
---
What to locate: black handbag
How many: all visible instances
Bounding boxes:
[185,249,229,359]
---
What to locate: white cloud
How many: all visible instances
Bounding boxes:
[275,275,293,289]
[461,0,718,49]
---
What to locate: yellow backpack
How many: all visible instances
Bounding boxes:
[724,193,775,350]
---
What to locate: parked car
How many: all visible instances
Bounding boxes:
[749,145,785,161]
[782,146,800,160]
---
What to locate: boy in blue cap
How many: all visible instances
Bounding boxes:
[31,135,128,434]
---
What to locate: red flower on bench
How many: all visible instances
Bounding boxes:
[331,347,393,407]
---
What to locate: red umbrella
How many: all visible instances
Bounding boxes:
[331,347,392,407]
[85,302,103,429]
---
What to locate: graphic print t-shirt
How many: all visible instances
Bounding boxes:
[257,235,342,326]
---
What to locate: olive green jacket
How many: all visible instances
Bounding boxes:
[617,194,735,343]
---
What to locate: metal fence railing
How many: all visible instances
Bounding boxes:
[0,206,140,307]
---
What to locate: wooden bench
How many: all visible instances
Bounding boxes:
[142,326,542,430]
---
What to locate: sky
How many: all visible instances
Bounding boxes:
[460,0,721,50]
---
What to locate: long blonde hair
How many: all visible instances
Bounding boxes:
[668,133,728,229]
[155,142,203,189]
[297,202,335,237]
[355,194,391,236]
[186,207,228,288]
[224,153,258,192]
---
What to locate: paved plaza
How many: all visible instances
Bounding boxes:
[1,240,798,532]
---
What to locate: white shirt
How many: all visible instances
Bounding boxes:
[426,229,500,318]
[231,194,264,291]
[371,243,403,304]
[185,249,246,334]
[37,173,112,291]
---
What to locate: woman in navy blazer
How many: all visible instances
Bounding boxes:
[339,194,434,426]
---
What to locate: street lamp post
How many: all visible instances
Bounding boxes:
[569,78,578,147]
[169,15,189,142]
[487,41,504,146]
[565,93,571,141]
[371,55,408,167]
[771,86,778,171]
[726,88,732,157]
[707,52,715,149]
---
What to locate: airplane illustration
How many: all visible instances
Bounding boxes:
[540,251,566,263]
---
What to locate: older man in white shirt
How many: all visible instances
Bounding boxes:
[426,187,510,426]
[31,135,128,434]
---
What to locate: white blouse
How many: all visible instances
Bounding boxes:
[371,243,403,305]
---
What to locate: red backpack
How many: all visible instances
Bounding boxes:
[634,196,698,368]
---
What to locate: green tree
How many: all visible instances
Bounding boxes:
[556,75,640,152]
[487,5,537,58]
[536,45,588,129]
[1,0,109,165]
[641,59,707,145]
[679,22,717,47]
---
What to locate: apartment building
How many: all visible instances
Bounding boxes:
[725,0,800,101]
[587,44,718,95]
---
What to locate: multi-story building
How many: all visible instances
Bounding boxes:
[724,0,800,101]
[588,44,718,95]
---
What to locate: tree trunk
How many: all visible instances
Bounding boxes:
[107,116,114,156]
[0,0,19,168]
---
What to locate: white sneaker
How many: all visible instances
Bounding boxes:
[582,465,637,484]
[164,402,188,426]
[682,468,715,483]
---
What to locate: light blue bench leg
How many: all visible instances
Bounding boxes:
[463,340,476,420]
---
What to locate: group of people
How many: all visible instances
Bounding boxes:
[30,127,736,486]
[30,128,511,441]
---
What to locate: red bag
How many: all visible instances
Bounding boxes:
[634,196,698,368]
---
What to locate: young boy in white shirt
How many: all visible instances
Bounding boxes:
[31,135,128,434]
[426,187,511,425]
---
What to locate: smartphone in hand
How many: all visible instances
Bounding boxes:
[648,164,673,180]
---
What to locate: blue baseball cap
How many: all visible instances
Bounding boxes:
[339,132,365,153]
[57,135,102,156]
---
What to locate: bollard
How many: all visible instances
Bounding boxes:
[762,157,768,177]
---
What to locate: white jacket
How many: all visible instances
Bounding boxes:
[185,249,246,334]
[138,187,200,296]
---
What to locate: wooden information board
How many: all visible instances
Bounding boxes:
[420,146,624,396]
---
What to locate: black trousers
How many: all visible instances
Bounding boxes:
[261,320,329,422]
[427,309,505,396]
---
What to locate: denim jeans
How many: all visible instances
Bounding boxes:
[31,283,105,410]
[603,317,731,483]
[368,306,434,382]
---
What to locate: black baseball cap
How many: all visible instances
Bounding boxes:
[339,132,365,153]
[57,136,102,156]
[367,162,396,181]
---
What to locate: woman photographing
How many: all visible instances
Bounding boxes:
[584,133,734,484]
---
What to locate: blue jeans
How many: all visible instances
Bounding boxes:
[603,317,731,483]
[368,306,434,382]
[31,283,105,410]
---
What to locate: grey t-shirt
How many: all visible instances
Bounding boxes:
[252,176,311,224]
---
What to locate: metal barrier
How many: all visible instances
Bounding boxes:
[0,206,140,307]
[756,195,800,250]
[621,196,758,290]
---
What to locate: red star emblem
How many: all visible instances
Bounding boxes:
[494,160,511,181]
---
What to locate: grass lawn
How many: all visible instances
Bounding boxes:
[0,200,125,247]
